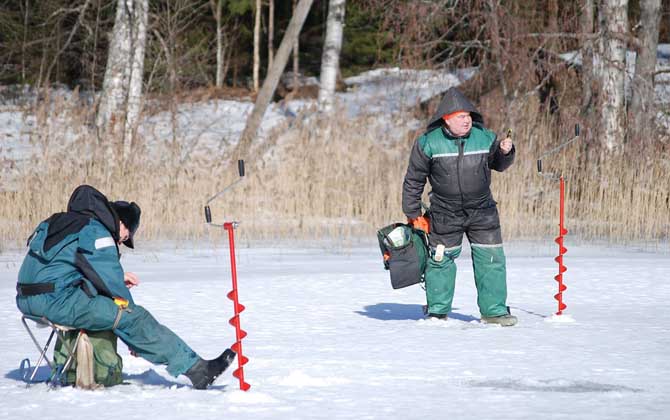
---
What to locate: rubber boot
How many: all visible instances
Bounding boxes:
[184,348,236,389]
[481,314,518,327]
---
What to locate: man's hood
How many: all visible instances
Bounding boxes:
[26,185,119,257]
[41,212,91,253]
[65,185,120,242]
[427,87,484,130]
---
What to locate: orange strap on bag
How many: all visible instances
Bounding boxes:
[407,216,430,234]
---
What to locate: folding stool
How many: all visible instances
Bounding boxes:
[20,314,83,386]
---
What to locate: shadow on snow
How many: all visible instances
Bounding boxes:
[5,366,227,390]
[355,302,479,322]
[467,378,643,393]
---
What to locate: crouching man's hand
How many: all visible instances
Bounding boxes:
[124,272,140,289]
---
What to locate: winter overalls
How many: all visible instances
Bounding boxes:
[402,90,515,317]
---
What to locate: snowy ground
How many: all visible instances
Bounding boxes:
[1,242,669,419]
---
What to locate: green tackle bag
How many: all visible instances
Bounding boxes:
[377,223,429,289]
[53,330,123,387]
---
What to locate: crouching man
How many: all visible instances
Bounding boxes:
[16,185,235,389]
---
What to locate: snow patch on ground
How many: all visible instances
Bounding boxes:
[546,313,577,323]
[227,389,280,403]
[272,370,352,387]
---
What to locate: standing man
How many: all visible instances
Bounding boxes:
[402,87,517,326]
[16,185,235,388]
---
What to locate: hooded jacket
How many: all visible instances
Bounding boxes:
[17,185,133,303]
[402,88,515,218]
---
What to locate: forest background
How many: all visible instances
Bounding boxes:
[0,0,669,248]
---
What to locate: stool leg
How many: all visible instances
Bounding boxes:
[21,316,86,387]
[27,329,56,385]
[21,317,56,371]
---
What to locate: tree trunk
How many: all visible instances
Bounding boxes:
[547,0,559,50]
[91,0,103,89]
[21,0,29,83]
[234,0,314,160]
[580,0,595,116]
[599,0,628,152]
[487,0,508,99]
[210,0,225,87]
[98,0,132,136]
[292,0,299,90]
[318,0,346,113]
[97,0,148,163]
[268,0,274,69]
[124,0,147,161]
[629,0,662,140]
[253,0,261,92]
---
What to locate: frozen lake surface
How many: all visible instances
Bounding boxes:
[1,242,668,419]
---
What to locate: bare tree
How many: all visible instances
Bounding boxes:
[580,0,596,116]
[234,0,314,160]
[547,0,559,48]
[268,0,274,69]
[96,0,149,163]
[598,0,628,152]
[21,0,30,83]
[210,0,225,87]
[292,0,299,90]
[629,0,662,140]
[318,0,346,113]
[253,0,261,92]
[487,0,508,99]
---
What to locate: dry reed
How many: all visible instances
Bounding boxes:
[1,91,669,251]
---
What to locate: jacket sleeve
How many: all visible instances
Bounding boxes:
[402,137,431,219]
[75,223,133,303]
[488,134,515,172]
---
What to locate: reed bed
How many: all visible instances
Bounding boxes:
[1,92,669,250]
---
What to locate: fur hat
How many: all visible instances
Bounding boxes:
[111,201,141,248]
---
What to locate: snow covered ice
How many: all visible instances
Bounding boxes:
[1,242,669,419]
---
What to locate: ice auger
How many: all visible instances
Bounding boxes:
[205,160,251,391]
[537,125,580,316]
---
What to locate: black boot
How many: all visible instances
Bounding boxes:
[185,348,236,389]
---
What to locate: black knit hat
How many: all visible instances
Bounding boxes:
[111,201,141,248]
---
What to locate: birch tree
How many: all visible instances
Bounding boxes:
[210,0,225,87]
[317,0,346,113]
[96,0,148,162]
[598,0,628,152]
[629,0,662,140]
[253,0,261,92]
